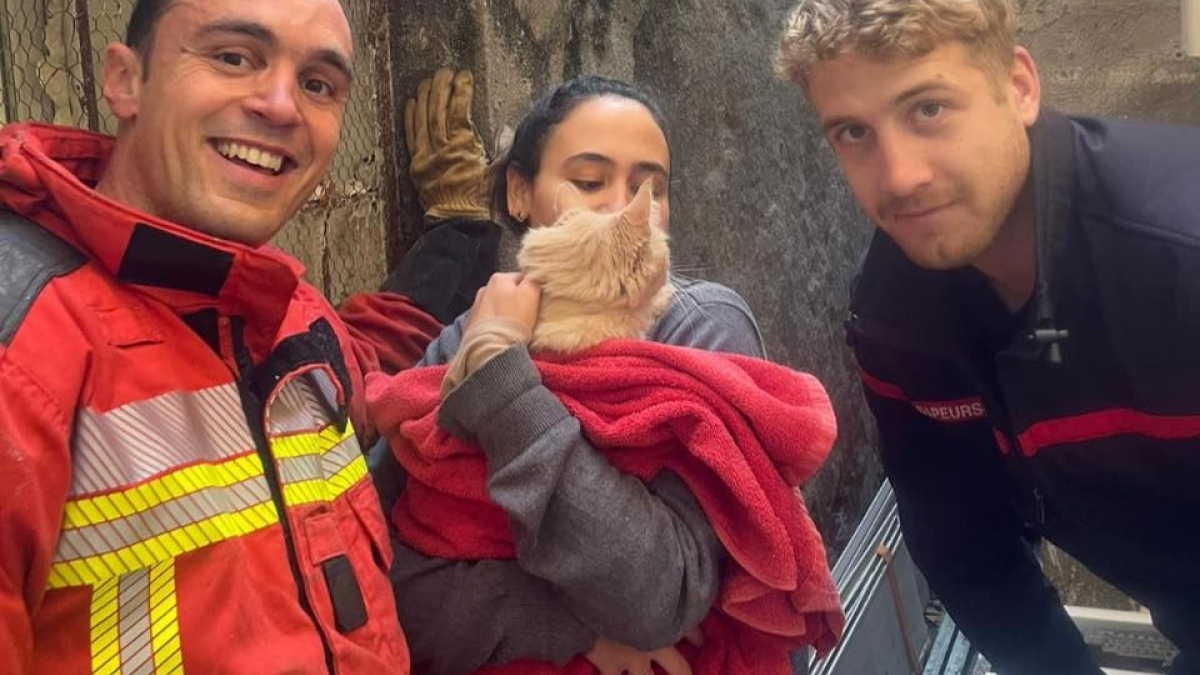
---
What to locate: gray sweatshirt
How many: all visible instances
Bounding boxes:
[371,278,765,675]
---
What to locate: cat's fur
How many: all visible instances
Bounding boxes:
[518,182,675,353]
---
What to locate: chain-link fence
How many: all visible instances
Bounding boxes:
[0,0,96,129]
[0,0,396,303]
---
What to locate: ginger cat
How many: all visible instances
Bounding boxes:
[518,181,675,353]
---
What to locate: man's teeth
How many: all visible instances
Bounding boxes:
[216,141,285,173]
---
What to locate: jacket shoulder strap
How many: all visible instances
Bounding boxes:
[0,209,85,346]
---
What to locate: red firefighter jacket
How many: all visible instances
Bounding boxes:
[0,123,416,674]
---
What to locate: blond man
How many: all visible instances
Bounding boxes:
[777,1,1200,673]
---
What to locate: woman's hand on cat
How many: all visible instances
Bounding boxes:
[584,636,693,675]
[465,272,541,336]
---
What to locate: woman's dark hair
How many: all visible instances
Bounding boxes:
[488,75,669,234]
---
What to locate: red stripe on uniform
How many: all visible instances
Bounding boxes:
[859,369,987,423]
[1017,409,1200,457]
[859,369,906,401]
[993,428,1013,455]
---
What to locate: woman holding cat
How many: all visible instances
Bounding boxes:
[368,76,837,675]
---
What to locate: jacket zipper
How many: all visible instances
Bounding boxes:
[218,315,337,673]
[216,316,240,378]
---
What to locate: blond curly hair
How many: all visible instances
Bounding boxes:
[775,0,1016,89]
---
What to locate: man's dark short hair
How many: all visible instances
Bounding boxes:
[125,0,176,63]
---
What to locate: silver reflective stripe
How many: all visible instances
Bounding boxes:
[323,433,361,476]
[279,453,324,485]
[56,479,272,562]
[268,369,346,436]
[118,569,154,675]
[309,369,343,420]
[72,384,255,497]
[89,562,184,675]
[268,376,327,435]
[277,431,362,486]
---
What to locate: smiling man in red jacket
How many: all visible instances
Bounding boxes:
[0,0,440,672]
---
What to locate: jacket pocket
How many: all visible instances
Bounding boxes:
[333,481,410,667]
[301,490,410,670]
[303,505,368,634]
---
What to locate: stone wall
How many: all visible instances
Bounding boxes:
[1020,0,1200,123]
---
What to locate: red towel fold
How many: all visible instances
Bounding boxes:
[367,340,845,675]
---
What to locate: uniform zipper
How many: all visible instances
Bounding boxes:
[1032,487,1046,527]
[216,315,241,378]
[218,315,337,673]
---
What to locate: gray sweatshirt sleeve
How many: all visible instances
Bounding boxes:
[390,536,594,675]
[373,431,598,675]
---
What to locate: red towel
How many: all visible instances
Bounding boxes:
[367,340,845,675]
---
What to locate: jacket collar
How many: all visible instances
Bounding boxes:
[1024,108,1078,363]
[0,122,306,357]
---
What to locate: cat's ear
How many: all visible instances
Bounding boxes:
[619,181,654,234]
[506,166,532,223]
[554,182,588,217]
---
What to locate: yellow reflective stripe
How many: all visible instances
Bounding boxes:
[271,422,356,460]
[87,563,185,675]
[149,562,183,675]
[274,421,363,506]
[282,455,368,507]
[53,414,362,591]
[47,501,278,589]
[328,454,369,497]
[62,454,265,530]
[90,577,121,675]
[282,479,328,507]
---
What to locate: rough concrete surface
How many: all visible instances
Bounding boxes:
[1019,0,1200,123]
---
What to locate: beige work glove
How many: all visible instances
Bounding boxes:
[404,69,490,221]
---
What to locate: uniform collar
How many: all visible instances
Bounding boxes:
[1022,108,1081,364]
[0,122,308,357]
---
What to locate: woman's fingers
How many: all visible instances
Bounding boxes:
[464,272,541,333]
[651,646,693,675]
